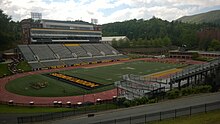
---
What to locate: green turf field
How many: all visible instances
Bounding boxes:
[60,61,180,84]
[6,60,182,97]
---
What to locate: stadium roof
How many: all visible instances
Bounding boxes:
[41,19,92,25]
[101,36,128,41]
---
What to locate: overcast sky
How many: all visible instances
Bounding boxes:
[1,0,220,24]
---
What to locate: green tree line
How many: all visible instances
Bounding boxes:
[112,36,171,48]
[0,9,21,52]
[103,17,220,50]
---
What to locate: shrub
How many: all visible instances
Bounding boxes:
[141,96,149,104]
[130,100,138,106]
[148,98,157,104]
[134,98,142,105]
[166,89,180,99]
[196,85,212,93]
[117,97,126,105]
[123,100,131,107]
[181,87,193,96]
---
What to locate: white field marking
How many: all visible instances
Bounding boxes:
[83,63,123,69]
[121,67,135,70]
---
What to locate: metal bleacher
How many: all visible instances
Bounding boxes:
[62,59,83,66]
[29,44,56,60]
[18,45,36,61]
[41,60,64,67]
[81,44,103,56]
[92,43,114,55]
[66,45,89,57]
[48,44,73,59]
[80,57,97,63]
[104,43,119,54]
[95,56,114,61]
[28,62,45,69]
[18,43,128,70]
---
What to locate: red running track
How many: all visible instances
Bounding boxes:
[0,58,205,106]
[0,61,124,106]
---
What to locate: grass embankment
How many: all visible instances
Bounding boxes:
[150,109,220,124]
[0,103,117,114]
[16,61,31,72]
[0,63,11,77]
[0,104,71,113]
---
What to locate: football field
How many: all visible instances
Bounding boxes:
[6,60,182,97]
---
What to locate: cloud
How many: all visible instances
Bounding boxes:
[0,0,219,24]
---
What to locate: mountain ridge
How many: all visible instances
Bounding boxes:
[177,10,220,25]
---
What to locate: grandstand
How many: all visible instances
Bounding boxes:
[18,43,128,70]
[29,44,57,60]
[17,45,36,61]
[65,44,90,58]
[18,18,128,70]
[80,44,103,56]
[92,43,115,55]
[21,19,102,44]
[48,44,73,59]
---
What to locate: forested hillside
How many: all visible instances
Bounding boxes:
[0,9,21,52]
[102,17,220,50]
[177,10,220,25]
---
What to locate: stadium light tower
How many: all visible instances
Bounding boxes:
[31,12,42,21]
[91,18,98,24]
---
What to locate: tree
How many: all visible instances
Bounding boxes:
[111,38,118,48]
[0,9,21,51]
[103,17,220,50]
[163,35,172,46]
[208,39,220,51]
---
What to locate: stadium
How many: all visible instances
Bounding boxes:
[0,16,213,107]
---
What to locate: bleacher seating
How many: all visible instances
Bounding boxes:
[29,44,56,60]
[95,56,114,61]
[18,43,127,70]
[18,45,36,61]
[81,44,103,56]
[80,58,97,63]
[66,45,89,57]
[41,61,64,67]
[104,44,119,54]
[63,59,83,66]
[28,62,45,69]
[48,44,73,59]
[113,55,128,60]
[92,43,114,55]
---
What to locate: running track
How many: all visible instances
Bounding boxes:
[0,58,205,106]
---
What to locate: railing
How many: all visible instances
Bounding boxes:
[90,101,220,124]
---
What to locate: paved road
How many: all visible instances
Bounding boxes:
[40,92,220,124]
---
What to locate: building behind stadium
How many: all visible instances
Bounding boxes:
[21,18,102,44]
[16,13,128,70]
